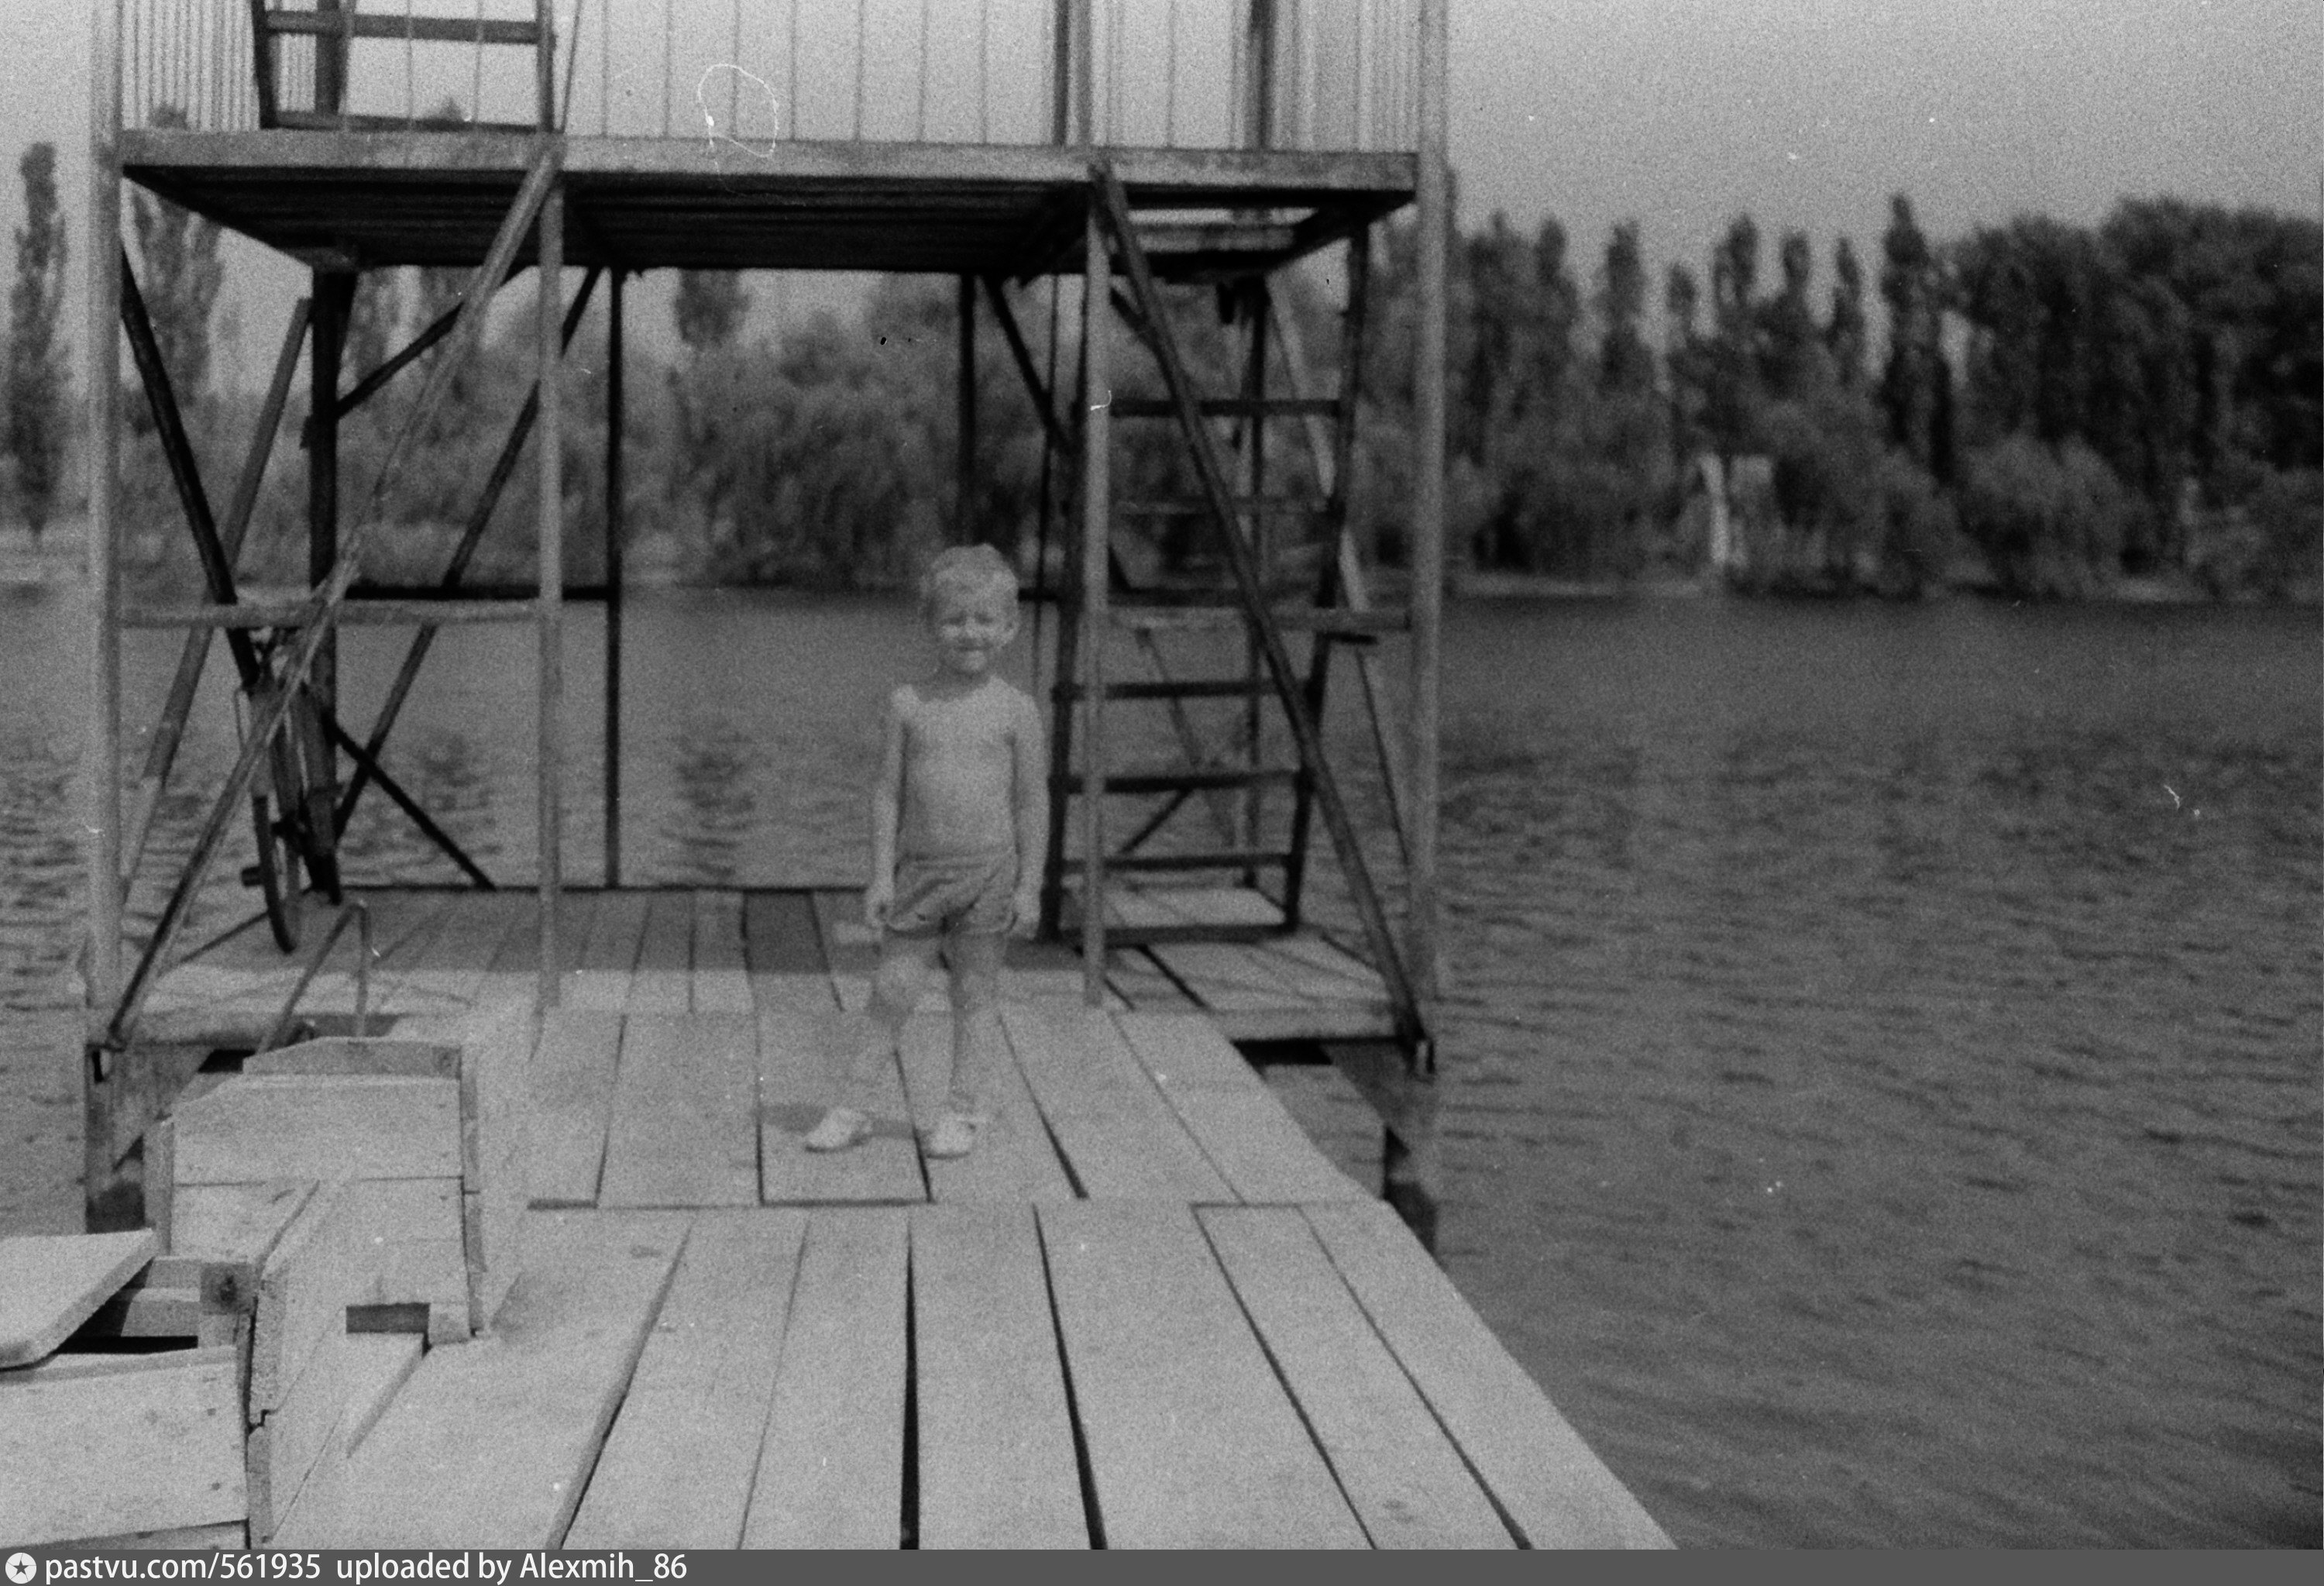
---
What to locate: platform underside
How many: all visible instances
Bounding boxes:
[120,131,1414,275]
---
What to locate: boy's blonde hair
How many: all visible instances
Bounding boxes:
[920,542,1019,615]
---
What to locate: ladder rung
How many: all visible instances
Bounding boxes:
[1112,397,1341,420]
[1062,679,1269,701]
[1109,606,1408,635]
[1118,497,1323,518]
[1061,851,1291,874]
[1054,769,1300,795]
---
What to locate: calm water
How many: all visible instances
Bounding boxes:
[2,582,2316,1546]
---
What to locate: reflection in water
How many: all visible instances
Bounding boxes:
[659,717,760,886]
[2,588,2316,1544]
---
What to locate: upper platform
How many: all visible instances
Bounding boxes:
[120,129,1415,277]
[105,0,1421,277]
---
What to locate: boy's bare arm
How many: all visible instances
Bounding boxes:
[866,690,906,927]
[1010,690,1049,933]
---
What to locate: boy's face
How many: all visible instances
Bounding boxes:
[928,582,1019,677]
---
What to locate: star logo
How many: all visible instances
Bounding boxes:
[6,1552,39,1584]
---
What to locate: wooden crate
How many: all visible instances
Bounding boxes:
[0,1347,247,1546]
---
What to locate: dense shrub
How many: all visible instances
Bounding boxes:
[1957,435,2139,597]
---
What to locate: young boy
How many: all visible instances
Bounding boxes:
[806,543,1047,1160]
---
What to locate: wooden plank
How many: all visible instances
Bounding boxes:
[744,890,828,972]
[911,1204,1087,1550]
[454,1001,534,1329]
[526,1009,622,1207]
[999,1003,1232,1202]
[597,1014,760,1209]
[247,1181,370,1419]
[746,890,836,1014]
[690,890,754,1013]
[1037,1201,1367,1549]
[332,1178,473,1344]
[1114,1010,1267,1095]
[0,1230,158,1368]
[1116,1012,1365,1202]
[170,1075,462,1184]
[565,1210,808,1549]
[742,1208,909,1549]
[260,1333,422,1546]
[280,1210,689,1548]
[1302,1200,1673,1549]
[244,1037,460,1078]
[0,1347,246,1546]
[628,892,694,1014]
[170,1181,315,1268]
[1200,1207,1512,1549]
[1212,1003,1399,1043]
[755,1007,925,1206]
[70,1520,248,1550]
[397,890,528,1010]
[1165,1090,1369,1204]
[570,891,650,1010]
[249,1209,432,1534]
[1151,939,1315,1013]
[898,1013,1074,1206]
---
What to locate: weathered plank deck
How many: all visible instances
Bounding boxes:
[105,887,1664,1549]
[132,886,1394,1047]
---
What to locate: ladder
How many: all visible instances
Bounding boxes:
[1042,166,1424,1056]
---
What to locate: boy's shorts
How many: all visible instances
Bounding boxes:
[888,849,1018,939]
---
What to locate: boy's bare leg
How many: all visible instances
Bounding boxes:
[810,932,937,1150]
[926,931,1004,1158]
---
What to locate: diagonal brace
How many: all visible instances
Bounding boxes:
[335,265,601,837]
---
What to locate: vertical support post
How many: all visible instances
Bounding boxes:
[315,0,346,117]
[86,0,124,1037]
[1387,0,1449,1240]
[1247,0,1278,150]
[1409,0,1446,1016]
[1077,205,1110,1005]
[535,183,566,1008]
[535,0,556,130]
[1071,0,1095,143]
[603,269,624,888]
[1049,0,1074,143]
[1238,284,1269,884]
[308,271,349,783]
[957,274,977,542]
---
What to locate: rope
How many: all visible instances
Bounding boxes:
[978,0,989,143]
[917,0,930,140]
[787,0,799,137]
[600,0,610,132]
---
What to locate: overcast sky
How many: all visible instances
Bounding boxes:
[1,0,2316,386]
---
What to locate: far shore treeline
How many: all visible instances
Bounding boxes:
[3,129,2317,602]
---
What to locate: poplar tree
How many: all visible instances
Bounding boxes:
[1825,238,1867,389]
[1596,220,1652,396]
[1880,194,1950,479]
[5,139,69,540]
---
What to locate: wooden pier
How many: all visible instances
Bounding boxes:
[30,2,1673,1550]
[29,885,1667,1549]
